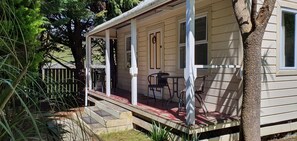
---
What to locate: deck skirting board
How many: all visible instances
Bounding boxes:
[199,120,297,141]
[88,90,297,140]
[88,90,190,133]
[88,90,239,134]
[261,119,297,137]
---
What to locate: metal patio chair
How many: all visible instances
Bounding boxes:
[180,75,208,115]
[147,72,172,102]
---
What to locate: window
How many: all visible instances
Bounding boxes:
[125,35,131,68]
[179,16,208,68]
[281,8,297,69]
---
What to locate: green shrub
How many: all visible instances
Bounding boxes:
[149,121,172,141]
[0,0,91,140]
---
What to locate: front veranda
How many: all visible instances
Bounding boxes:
[84,0,241,136]
[87,88,239,136]
[85,0,211,126]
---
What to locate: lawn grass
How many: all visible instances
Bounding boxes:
[51,47,74,63]
[50,45,103,65]
[100,130,152,141]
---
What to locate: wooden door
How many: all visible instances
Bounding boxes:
[148,29,163,99]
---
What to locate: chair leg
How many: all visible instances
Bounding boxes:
[195,94,208,116]
[147,88,150,104]
[152,88,156,102]
[161,88,163,105]
[177,91,185,112]
[166,85,173,105]
[167,85,172,99]
[180,91,185,107]
[147,87,156,103]
[198,94,208,114]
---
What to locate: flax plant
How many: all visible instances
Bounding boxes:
[0,1,93,140]
[150,121,173,141]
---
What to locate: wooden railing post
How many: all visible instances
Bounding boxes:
[185,0,196,125]
[130,19,138,106]
[105,30,111,97]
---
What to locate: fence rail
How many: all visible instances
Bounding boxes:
[43,68,78,98]
[42,67,107,98]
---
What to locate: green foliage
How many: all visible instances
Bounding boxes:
[0,0,44,107]
[0,1,95,140]
[0,0,46,139]
[0,0,79,140]
[105,0,140,20]
[41,0,141,96]
[181,133,200,141]
[0,0,44,73]
[150,121,172,141]
[41,0,141,64]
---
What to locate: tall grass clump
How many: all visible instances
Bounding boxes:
[0,0,92,140]
[181,133,200,141]
[0,0,50,140]
[149,121,172,141]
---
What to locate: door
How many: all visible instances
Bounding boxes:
[148,29,163,99]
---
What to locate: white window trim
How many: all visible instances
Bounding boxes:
[125,34,131,68]
[178,14,208,69]
[280,8,297,70]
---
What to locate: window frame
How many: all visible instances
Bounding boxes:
[178,14,208,69]
[280,8,297,70]
[125,34,131,68]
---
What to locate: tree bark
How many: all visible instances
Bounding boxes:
[240,30,263,141]
[232,0,276,140]
[71,20,85,105]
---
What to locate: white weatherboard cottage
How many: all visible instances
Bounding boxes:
[85,0,297,139]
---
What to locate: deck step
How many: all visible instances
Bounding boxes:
[84,106,131,127]
[94,100,132,119]
[75,114,105,134]
[75,101,133,135]
[80,116,132,134]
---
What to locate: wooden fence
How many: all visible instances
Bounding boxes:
[42,68,78,98]
[42,67,106,98]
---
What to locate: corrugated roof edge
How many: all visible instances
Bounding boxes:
[85,0,172,37]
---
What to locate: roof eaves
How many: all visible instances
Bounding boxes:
[86,0,172,37]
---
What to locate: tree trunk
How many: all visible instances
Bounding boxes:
[71,20,85,105]
[74,54,85,99]
[240,30,264,141]
[232,0,276,140]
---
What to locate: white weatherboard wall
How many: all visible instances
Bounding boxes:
[115,0,297,126]
[117,27,132,91]
[260,0,297,125]
[116,0,242,116]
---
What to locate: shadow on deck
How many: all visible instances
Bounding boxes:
[87,89,240,138]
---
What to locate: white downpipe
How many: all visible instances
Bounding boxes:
[130,19,138,105]
[105,30,111,97]
[185,0,196,125]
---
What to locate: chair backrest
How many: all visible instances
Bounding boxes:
[147,72,169,87]
[201,76,206,92]
[196,75,207,92]
[156,72,169,86]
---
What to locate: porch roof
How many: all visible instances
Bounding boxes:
[86,0,174,37]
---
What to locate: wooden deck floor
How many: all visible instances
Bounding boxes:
[88,89,239,134]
